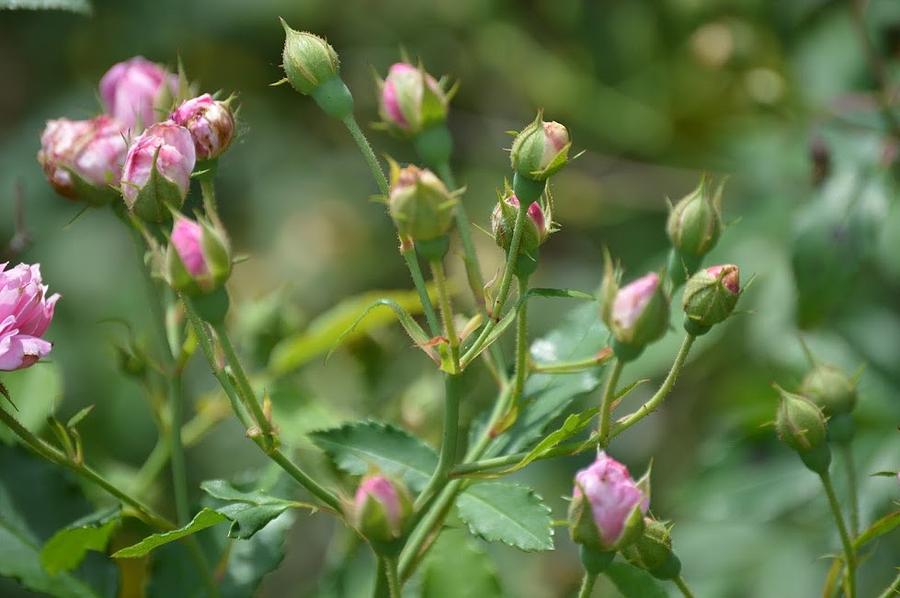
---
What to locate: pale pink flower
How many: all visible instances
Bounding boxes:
[354,475,403,531]
[0,263,59,371]
[100,57,178,131]
[171,218,207,277]
[574,452,649,548]
[171,94,235,160]
[612,273,660,331]
[121,121,196,208]
[380,62,446,132]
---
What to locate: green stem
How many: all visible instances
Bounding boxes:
[267,448,343,513]
[199,173,223,228]
[383,556,401,598]
[841,444,860,537]
[597,359,624,446]
[531,349,614,373]
[342,115,389,195]
[431,259,460,370]
[877,570,900,598]
[674,575,696,598]
[491,202,527,317]
[577,572,597,598]
[414,374,461,511]
[611,334,696,436]
[0,406,173,531]
[402,247,441,338]
[820,470,857,598]
[512,275,530,403]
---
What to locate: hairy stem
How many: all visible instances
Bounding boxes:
[342,115,389,194]
[577,572,597,598]
[597,359,624,446]
[402,247,441,337]
[431,259,460,370]
[414,374,461,511]
[512,275,530,404]
[820,470,857,598]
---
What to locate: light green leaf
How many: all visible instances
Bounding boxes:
[201,479,314,539]
[0,363,63,445]
[268,287,435,375]
[113,508,227,558]
[456,482,553,551]
[41,506,122,574]
[605,560,668,598]
[422,530,503,598]
[310,420,437,491]
[0,0,91,13]
[855,509,899,548]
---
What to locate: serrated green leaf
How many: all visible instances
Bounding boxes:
[41,506,122,574]
[422,530,503,598]
[456,482,553,551]
[605,560,668,598]
[268,288,436,376]
[201,479,312,539]
[113,509,227,558]
[217,511,295,598]
[0,484,102,598]
[0,0,91,13]
[310,420,437,491]
[0,364,63,445]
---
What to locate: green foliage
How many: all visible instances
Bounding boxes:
[41,506,121,574]
[215,511,296,598]
[456,482,553,552]
[0,0,90,13]
[422,530,503,598]
[604,560,668,598]
[113,509,226,558]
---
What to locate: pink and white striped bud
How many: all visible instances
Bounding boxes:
[510,114,571,181]
[100,57,178,131]
[121,121,196,221]
[569,452,649,552]
[603,272,669,353]
[682,264,741,335]
[491,194,551,254]
[37,116,128,205]
[166,216,231,296]
[0,263,59,371]
[379,62,449,135]
[171,94,235,161]
[352,475,412,544]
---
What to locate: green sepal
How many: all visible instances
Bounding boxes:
[580,545,615,575]
[61,166,118,207]
[190,287,230,325]
[414,125,453,170]
[416,236,450,262]
[127,147,185,222]
[512,172,546,204]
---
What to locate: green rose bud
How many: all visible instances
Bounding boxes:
[775,386,831,474]
[352,474,412,549]
[667,175,724,259]
[623,518,682,580]
[280,19,353,119]
[510,113,571,181]
[491,192,552,255]
[800,364,857,417]
[682,264,741,335]
[388,162,456,249]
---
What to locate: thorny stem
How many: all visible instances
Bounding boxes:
[402,247,441,337]
[820,470,857,598]
[596,359,624,446]
[431,259,460,370]
[414,374,461,511]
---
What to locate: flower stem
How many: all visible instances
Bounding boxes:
[512,275,530,403]
[531,348,614,373]
[0,405,173,531]
[597,359,624,446]
[383,556,401,598]
[402,247,441,337]
[674,575,696,598]
[577,572,597,598]
[841,443,860,537]
[414,374,461,511]
[877,570,900,598]
[820,470,857,598]
[611,334,696,436]
[342,115,390,195]
[430,259,459,370]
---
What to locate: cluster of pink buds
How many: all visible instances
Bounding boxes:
[0,263,59,371]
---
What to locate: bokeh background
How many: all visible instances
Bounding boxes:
[1,0,899,596]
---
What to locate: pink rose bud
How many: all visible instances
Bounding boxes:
[379,62,449,135]
[352,474,412,544]
[0,263,59,371]
[603,272,669,355]
[569,452,649,552]
[37,116,128,205]
[491,194,551,255]
[388,163,456,246]
[166,215,231,295]
[100,56,178,131]
[171,94,235,161]
[510,113,571,181]
[682,264,741,335]
[121,121,196,221]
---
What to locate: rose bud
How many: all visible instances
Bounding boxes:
[801,363,857,417]
[121,121,196,221]
[491,194,551,254]
[569,452,649,553]
[682,264,741,335]
[775,386,831,474]
[280,19,353,119]
[99,56,178,131]
[352,474,412,545]
[37,116,128,206]
[166,215,231,296]
[622,518,682,580]
[510,114,571,182]
[0,263,60,371]
[171,94,235,161]
[378,62,449,136]
[666,175,724,259]
[602,272,670,360]
[388,163,456,257]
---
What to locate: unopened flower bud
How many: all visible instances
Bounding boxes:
[603,272,669,358]
[379,63,449,136]
[491,194,551,255]
[666,175,724,259]
[37,116,128,205]
[171,94,235,161]
[800,364,857,417]
[388,163,456,249]
[100,56,178,131]
[121,121,196,221]
[569,452,649,552]
[682,264,741,335]
[166,216,231,296]
[623,518,682,580]
[0,263,59,371]
[775,387,831,474]
[280,19,352,119]
[352,475,412,545]
[510,115,571,181]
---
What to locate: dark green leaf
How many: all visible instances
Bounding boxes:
[113,509,227,558]
[201,479,312,539]
[605,560,668,598]
[41,506,122,574]
[217,511,295,598]
[310,420,437,491]
[0,0,91,13]
[456,482,553,551]
[422,530,503,598]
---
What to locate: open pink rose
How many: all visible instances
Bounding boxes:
[0,263,59,371]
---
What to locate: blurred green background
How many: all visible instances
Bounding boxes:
[1,0,899,596]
